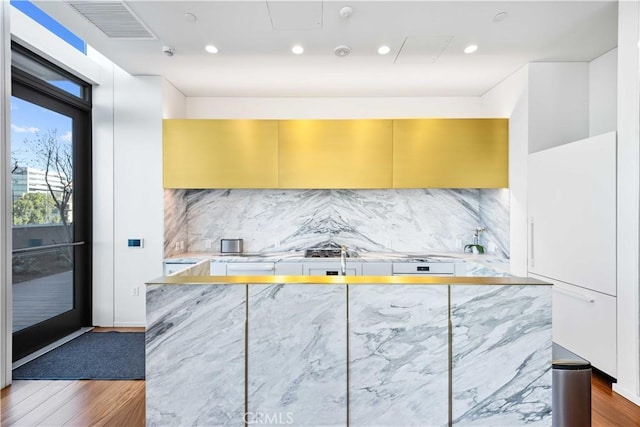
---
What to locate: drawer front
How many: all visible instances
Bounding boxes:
[392,262,455,275]
[537,275,617,377]
[210,262,227,276]
[308,268,358,276]
[362,263,393,276]
[274,263,303,275]
[303,262,362,276]
[226,262,275,276]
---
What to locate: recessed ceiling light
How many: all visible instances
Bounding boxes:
[184,12,197,23]
[292,45,304,55]
[464,44,478,54]
[378,45,391,55]
[493,12,509,22]
[205,44,218,54]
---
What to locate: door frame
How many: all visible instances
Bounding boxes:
[10,44,92,361]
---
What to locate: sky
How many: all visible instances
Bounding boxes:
[10,0,85,170]
[11,97,73,170]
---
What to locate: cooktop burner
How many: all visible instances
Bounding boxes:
[304,248,349,258]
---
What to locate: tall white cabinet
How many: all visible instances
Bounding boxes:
[528,131,617,377]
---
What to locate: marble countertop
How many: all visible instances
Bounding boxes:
[147,275,548,286]
[165,250,506,263]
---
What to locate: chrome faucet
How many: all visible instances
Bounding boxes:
[340,245,347,276]
[473,227,486,245]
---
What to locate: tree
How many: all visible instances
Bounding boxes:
[24,129,73,239]
[13,192,59,225]
[20,130,74,262]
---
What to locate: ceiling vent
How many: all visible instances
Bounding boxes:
[66,1,156,39]
[266,1,323,30]
[394,35,453,65]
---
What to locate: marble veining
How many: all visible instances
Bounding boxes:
[450,285,552,426]
[349,285,449,426]
[479,188,510,258]
[165,189,510,258]
[146,285,246,426]
[247,284,347,426]
[164,189,188,257]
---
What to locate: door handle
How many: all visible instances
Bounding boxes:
[554,287,595,303]
[529,218,535,268]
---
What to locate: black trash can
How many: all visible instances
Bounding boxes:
[552,343,592,427]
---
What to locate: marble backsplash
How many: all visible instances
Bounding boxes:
[164,189,510,258]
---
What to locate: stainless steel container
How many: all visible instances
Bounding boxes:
[221,239,243,254]
[552,344,592,427]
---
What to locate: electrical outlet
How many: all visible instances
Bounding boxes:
[204,239,212,249]
[132,286,139,296]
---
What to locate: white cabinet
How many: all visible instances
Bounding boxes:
[226,262,275,276]
[392,262,455,275]
[528,132,616,296]
[211,262,276,276]
[528,132,617,377]
[274,263,303,275]
[304,262,362,276]
[532,274,616,377]
[210,262,227,276]
[361,263,393,276]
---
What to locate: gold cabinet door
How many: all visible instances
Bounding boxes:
[163,119,278,188]
[278,120,393,189]
[392,119,508,188]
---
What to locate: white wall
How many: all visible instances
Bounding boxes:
[163,79,186,119]
[481,67,529,276]
[1,0,11,389]
[614,0,640,405]
[590,48,618,136]
[186,96,488,119]
[91,64,166,328]
[112,72,164,326]
[89,47,115,326]
[528,62,590,153]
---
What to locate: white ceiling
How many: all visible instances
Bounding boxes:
[33,0,618,97]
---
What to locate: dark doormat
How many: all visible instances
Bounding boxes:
[12,332,145,380]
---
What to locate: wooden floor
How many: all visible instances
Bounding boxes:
[593,372,640,427]
[2,356,640,426]
[2,328,146,427]
[1,380,144,426]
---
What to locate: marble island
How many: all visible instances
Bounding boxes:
[146,269,552,426]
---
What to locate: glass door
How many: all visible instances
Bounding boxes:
[11,45,91,361]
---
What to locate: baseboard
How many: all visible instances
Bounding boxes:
[114,321,147,327]
[613,383,640,407]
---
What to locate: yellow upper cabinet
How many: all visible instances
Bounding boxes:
[278,120,393,189]
[163,119,278,188]
[163,118,509,189]
[392,119,509,188]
